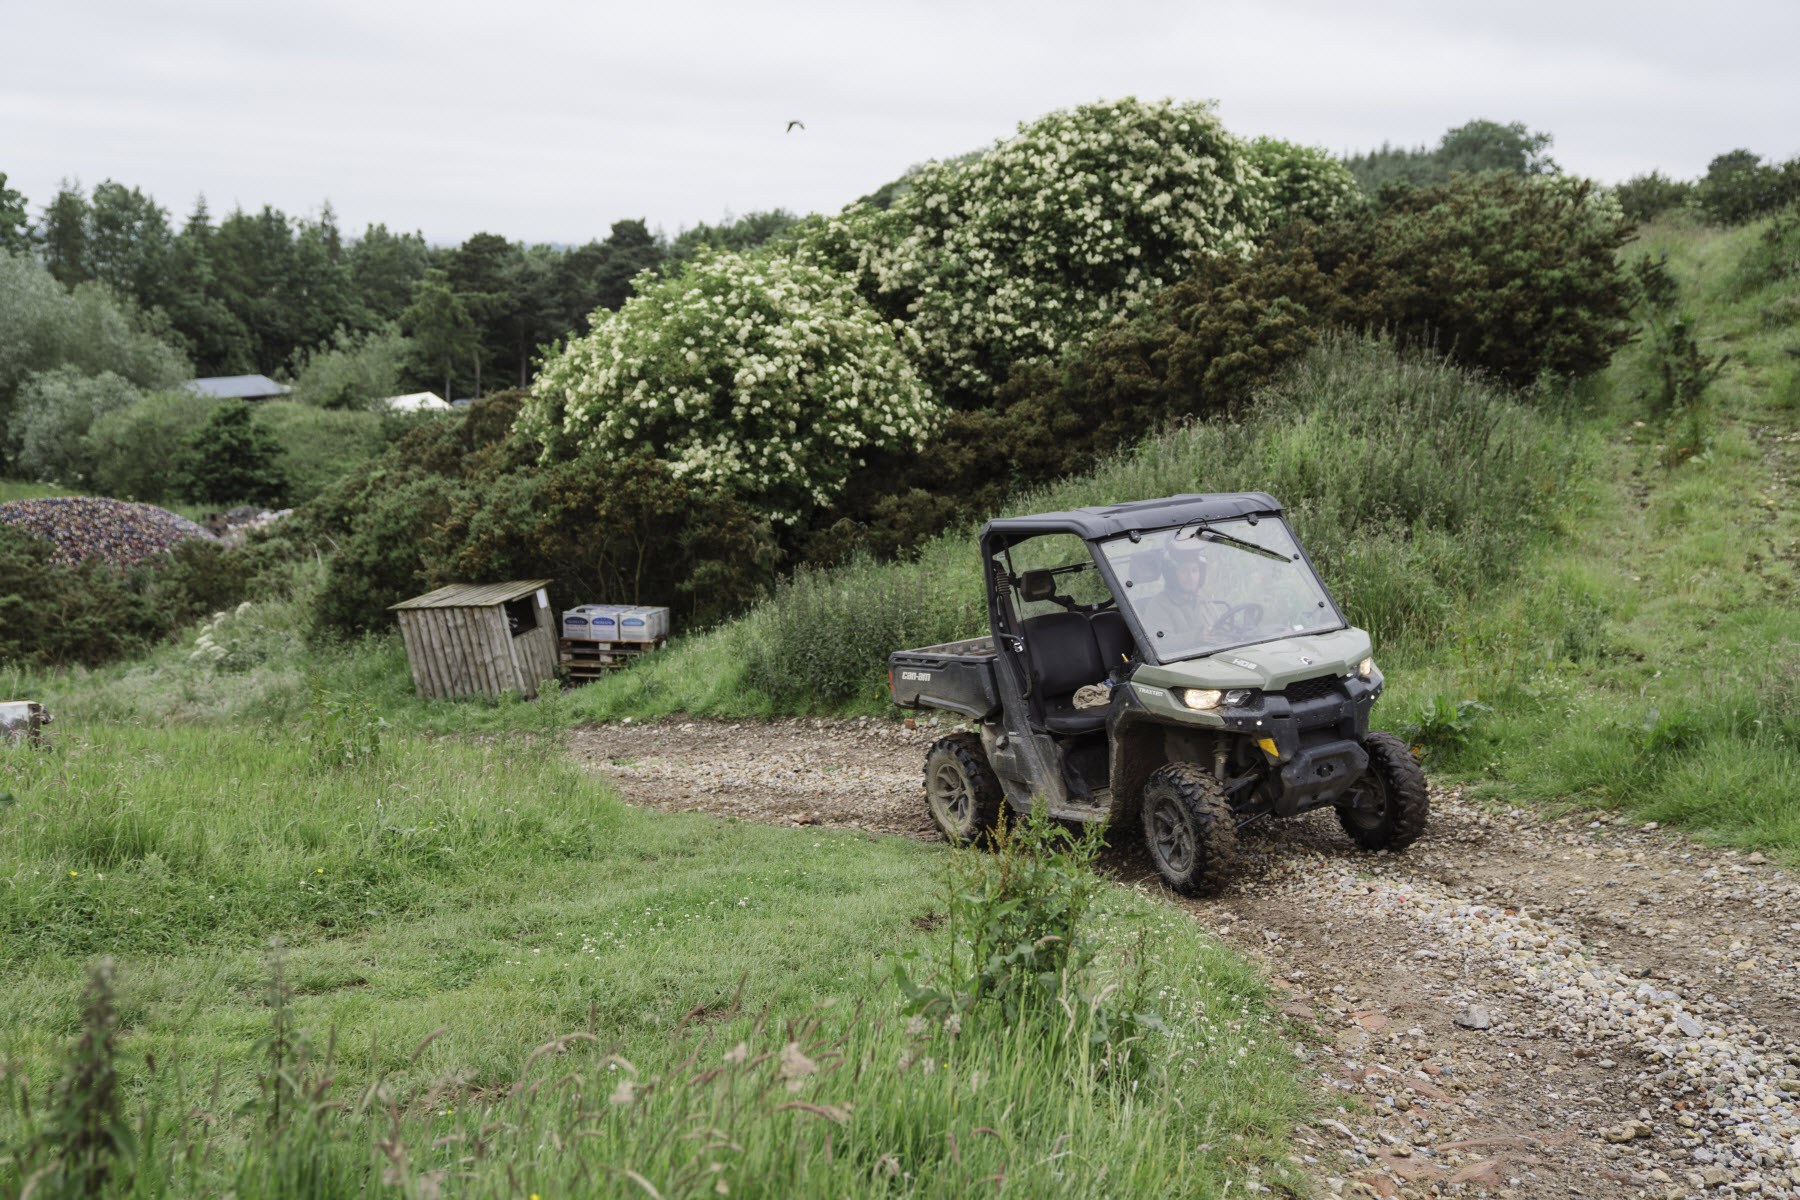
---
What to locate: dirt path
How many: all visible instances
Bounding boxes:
[572,718,1800,1200]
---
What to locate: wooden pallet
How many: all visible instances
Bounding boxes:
[559,637,666,682]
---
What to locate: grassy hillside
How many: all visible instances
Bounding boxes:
[569,210,1800,853]
[1394,211,1800,846]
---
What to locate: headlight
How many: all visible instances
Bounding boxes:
[1358,657,1376,679]
[1180,688,1223,710]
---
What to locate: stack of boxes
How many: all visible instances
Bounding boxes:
[558,604,670,682]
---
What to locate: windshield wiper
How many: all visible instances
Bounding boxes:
[1175,523,1292,563]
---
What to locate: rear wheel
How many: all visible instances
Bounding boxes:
[923,732,1003,845]
[1140,763,1238,894]
[1336,732,1430,851]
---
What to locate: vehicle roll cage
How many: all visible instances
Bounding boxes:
[979,493,1348,668]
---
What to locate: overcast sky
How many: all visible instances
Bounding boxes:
[5,0,1797,247]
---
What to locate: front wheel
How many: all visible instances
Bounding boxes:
[1140,764,1238,895]
[1336,731,1430,851]
[923,733,1004,845]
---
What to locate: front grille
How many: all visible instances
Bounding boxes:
[1281,674,1342,703]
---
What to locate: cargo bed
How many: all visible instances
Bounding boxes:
[888,637,1001,721]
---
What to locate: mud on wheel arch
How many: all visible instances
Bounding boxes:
[889,491,1429,892]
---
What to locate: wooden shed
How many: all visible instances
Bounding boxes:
[389,581,558,700]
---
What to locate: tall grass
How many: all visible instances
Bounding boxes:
[579,334,1583,717]
[0,727,1306,1198]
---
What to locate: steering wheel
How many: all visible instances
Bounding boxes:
[1209,602,1263,637]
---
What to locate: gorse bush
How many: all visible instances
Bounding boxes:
[524,250,938,525]
[1340,172,1636,386]
[0,526,271,668]
[1694,150,1800,226]
[1615,171,1694,223]
[293,394,781,635]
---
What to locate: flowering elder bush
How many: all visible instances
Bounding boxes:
[804,97,1270,401]
[1246,138,1361,227]
[521,251,939,525]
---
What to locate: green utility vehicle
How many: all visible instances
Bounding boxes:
[888,493,1427,892]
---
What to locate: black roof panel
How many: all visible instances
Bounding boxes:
[982,492,1283,543]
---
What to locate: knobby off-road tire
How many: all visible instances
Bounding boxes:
[923,732,1004,845]
[1140,763,1238,895]
[1337,731,1431,851]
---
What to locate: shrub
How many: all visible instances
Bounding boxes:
[1246,137,1361,227]
[0,250,189,459]
[1695,150,1800,226]
[523,250,938,526]
[430,451,780,630]
[0,524,265,668]
[296,393,780,636]
[807,97,1269,401]
[286,322,413,410]
[250,400,392,503]
[175,399,288,506]
[4,366,142,485]
[1731,201,1800,295]
[84,387,222,502]
[1615,171,1693,223]
[1335,171,1637,385]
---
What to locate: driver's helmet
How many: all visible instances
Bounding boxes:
[1159,540,1209,592]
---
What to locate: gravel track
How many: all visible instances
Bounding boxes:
[573,717,1800,1200]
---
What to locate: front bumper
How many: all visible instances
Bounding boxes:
[1215,674,1382,813]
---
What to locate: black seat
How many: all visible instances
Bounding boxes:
[1022,611,1109,735]
[1090,609,1134,672]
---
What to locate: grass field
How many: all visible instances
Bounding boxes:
[0,722,1308,1196]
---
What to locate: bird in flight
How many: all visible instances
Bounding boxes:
[786,120,805,133]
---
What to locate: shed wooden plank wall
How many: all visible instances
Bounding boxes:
[397,604,557,701]
[515,624,557,694]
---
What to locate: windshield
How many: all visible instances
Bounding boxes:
[1100,519,1342,660]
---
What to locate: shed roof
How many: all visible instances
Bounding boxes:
[184,374,292,399]
[389,580,552,610]
[982,493,1282,543]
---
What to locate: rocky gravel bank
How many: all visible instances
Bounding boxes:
[572,717,1800,1199]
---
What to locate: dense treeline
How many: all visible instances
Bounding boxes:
[0,168,796,401]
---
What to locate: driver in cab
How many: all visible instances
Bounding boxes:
[1140,541,1226,639]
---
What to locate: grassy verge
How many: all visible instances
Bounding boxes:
[0,724,1308,1196]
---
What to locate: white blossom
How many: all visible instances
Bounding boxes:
[521,251,941,526]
